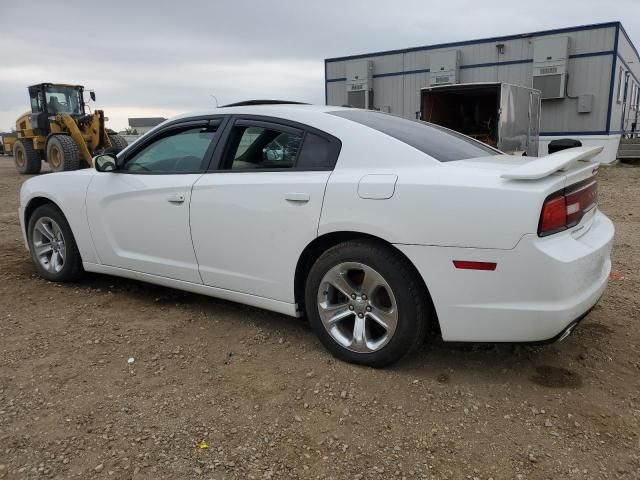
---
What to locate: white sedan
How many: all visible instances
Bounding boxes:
[19,103,614,367]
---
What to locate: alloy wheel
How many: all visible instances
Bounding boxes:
[32,217,66,273]
[317,262,398,353]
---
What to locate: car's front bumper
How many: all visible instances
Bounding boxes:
[18,205,29,250]
[396,209,614,343]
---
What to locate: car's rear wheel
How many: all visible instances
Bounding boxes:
[27,204,84,282]
[305,239,430,367]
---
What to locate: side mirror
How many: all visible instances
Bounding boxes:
[93,153,117,172]
[89,91,96,102]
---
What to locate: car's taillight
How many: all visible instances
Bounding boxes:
[539,195,567,235]
[538,178,598,237]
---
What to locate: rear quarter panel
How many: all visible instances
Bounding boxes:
[319,143,566,250]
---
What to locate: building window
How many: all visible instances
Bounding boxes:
[617,67,624,103]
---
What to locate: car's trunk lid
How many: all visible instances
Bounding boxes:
[451,146,601,188]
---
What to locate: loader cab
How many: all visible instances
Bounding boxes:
[28,83,86,133]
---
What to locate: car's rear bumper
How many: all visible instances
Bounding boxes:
[395,209,614,342]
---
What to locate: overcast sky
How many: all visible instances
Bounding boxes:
[1,0,638,131]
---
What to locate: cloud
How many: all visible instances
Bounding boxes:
[1,0,638,131]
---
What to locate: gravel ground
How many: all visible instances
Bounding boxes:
[0,156,639,480]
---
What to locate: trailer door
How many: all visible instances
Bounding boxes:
[528,90,541,157]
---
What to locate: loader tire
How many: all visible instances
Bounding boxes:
[47,135,80,172]
[13,139,42,174]
[108,134,128,153]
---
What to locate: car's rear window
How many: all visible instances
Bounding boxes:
[328,110,500,162]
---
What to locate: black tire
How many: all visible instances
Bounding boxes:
[108,134,128,153]
[13,139,42,174]
[27,203,84,282]
[46,135,80,172]
[305,239,430,368]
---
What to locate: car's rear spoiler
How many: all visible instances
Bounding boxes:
[501,146,603,180]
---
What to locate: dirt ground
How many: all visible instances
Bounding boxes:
[0,156,638,480]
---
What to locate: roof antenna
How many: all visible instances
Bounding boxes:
[209,94,219,107]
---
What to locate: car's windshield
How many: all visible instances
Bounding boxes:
[44,86,84,115]
[328,110,501,162]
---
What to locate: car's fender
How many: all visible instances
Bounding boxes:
[20,170,99,264]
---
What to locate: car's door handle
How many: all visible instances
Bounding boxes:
[284,192,310,203]
[167,194,185,204]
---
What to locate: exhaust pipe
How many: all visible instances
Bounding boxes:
[557,321,579,342]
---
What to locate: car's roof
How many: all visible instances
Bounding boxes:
[168,104,351,122]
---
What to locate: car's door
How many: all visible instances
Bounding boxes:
[190,116,341,303]
[86,118,225,283]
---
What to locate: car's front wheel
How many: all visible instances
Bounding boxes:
[27,204,84,282]
[305,239,430,367]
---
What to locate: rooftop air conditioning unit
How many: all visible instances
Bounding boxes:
[532,36,569,100]
[346,60,374,109]
[429,50,461,86]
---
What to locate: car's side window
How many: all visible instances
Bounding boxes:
[122,126,216,173]
[296,132,340,169]
[222,123,303,170]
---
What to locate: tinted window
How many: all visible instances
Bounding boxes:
[329,110,499,162]
[223,124,302,170]
[123,127,216,173]
[297,132,338,169]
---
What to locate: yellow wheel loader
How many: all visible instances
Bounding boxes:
[1,133,16,156]
[12,83,127,174]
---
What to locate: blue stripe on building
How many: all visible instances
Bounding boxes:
[326,50,617,82]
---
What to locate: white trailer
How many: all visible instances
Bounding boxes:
[420,82,541,156]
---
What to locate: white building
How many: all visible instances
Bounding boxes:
[325,21,640,163]
[127,117,167,135]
